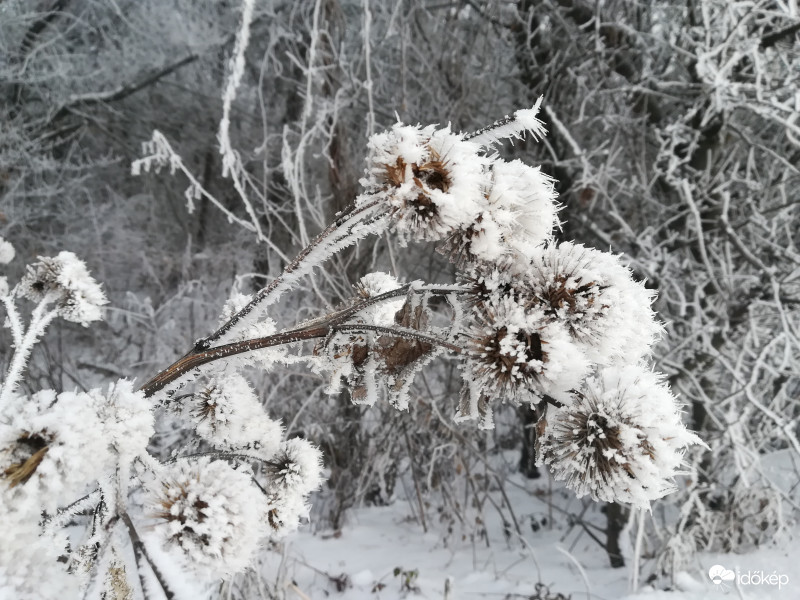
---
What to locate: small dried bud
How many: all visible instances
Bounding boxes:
[18,252,107,326]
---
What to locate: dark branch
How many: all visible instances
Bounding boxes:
[761,21,800,48]
[120,512,175,600]
[195,198,385,349]
[47,54,198,126]
[19,0,72,57]
[140,325,329,398]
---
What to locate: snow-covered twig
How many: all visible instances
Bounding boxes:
[0,298,59,404]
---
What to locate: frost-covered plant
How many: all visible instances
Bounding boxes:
[538,366,702,507]
[134,97,701,512]
[0,238,322,599]
[1,26,701,599]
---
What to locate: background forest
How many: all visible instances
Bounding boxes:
[1,0,799,598]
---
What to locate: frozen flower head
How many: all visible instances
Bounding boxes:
[0,390,110,512]
[464,297,588,405]
[263,438,323,497]
[538,365,702,508]
[354,271,404,326]
[360,123,491,243]
[450,159,559,265]
[145,458,267,577]
[19,251,107,326]
[0,236,15,265]
[525,242,662,364]
[91,380,154,461]
[191,374,282,458]
[461,258,533,312]
[261,439,323,538]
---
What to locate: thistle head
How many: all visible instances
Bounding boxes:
[538,365,703,508]
[19,252,107,326]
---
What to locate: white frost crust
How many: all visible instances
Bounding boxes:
[91,379,154,462]
[0,237,15,265]
[190,373,283,459]
[0,389,112,513]
[526,241,663,364]
[541,364,703,508]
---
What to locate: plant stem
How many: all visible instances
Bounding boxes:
[139,284,470,398]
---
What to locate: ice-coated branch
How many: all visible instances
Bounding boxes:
[464,96,546,148]
[141,283,468,397]
[219,0,255,179]
[0,293,24,349]
[141,325,330,397]
[120,512,177,600]
[333,323,464,353]
[194,197,390,348]
[0,298,59,404]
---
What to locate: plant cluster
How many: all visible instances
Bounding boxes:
[1,98,700,598]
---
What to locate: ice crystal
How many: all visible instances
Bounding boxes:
[466,97,547,148]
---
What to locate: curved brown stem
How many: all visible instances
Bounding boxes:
[140,325,329,397]
[196,198,385,349]
[140,284,472,398]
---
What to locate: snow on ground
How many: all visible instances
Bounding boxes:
[260,465,797,600]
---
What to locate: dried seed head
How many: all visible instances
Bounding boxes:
[359,123,491,244]
[538,365,703,508]
[145,459,267,577]
[189,374,282,459]
[262,438,323,497]
[1,389,110,512]
[463,298,588,405]
[18,252,107,326]
[538,394,639,499]
[446,158,559,268]
[525,242,662,364]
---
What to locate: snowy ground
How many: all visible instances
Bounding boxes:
[260,468,797,600]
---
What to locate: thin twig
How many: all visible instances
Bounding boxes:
[120,512,175,600]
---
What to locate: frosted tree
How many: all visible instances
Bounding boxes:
[507,0,800,575]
